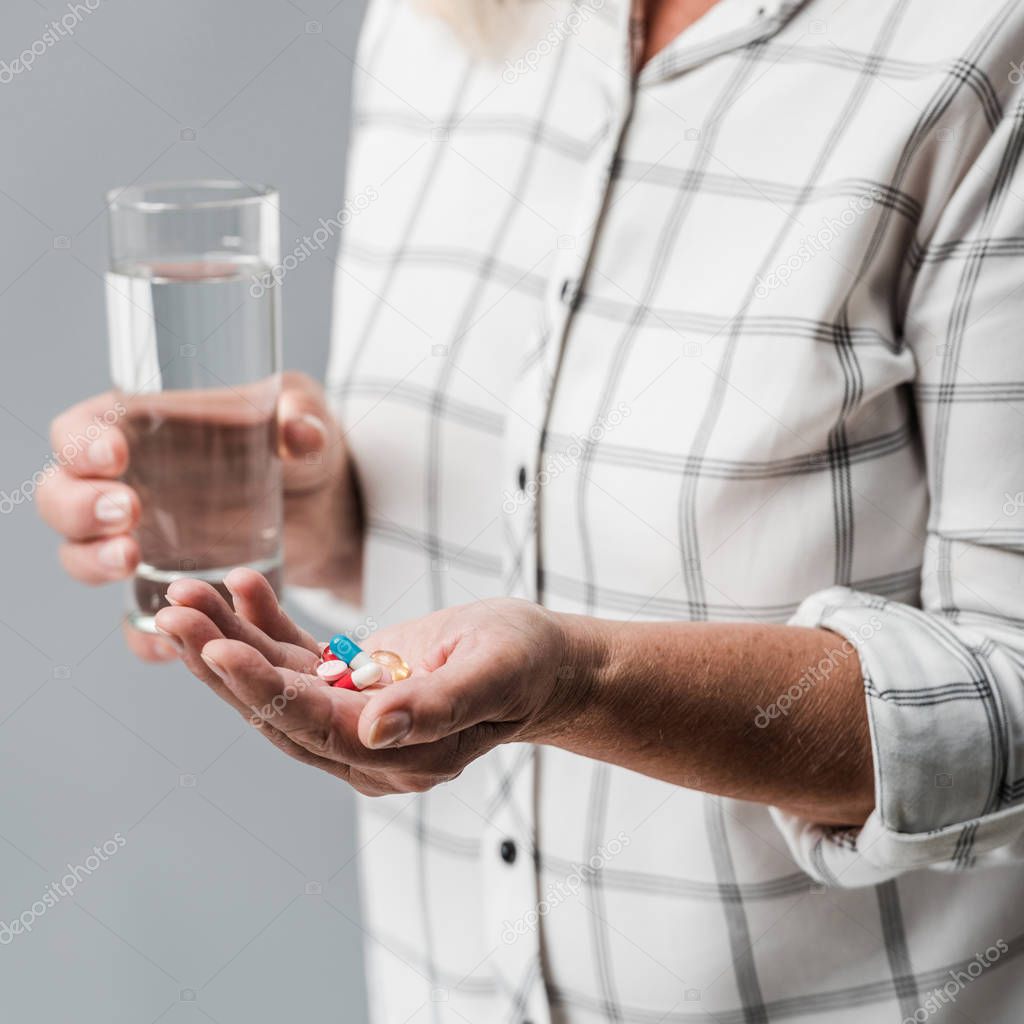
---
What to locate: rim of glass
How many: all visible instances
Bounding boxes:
[106,180,277,212]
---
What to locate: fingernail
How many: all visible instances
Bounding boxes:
[154,626,183,653]
[95,492,131,523]
[97,538,128,570]
[89,438,114,467]
[299,413,327,438]
[153,638,179,660]
[283,413,327,455]
[165,595,183,607]
[201,653,227,680]
[366,711,412,749]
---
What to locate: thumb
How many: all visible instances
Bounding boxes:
[357,660,503,750]
[276,372,341,491]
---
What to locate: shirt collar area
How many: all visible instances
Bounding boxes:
[636,0,810,84]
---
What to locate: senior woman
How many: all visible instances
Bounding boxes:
[40,0,1024,1021]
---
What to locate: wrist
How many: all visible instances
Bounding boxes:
[283,458,364,601]
[530,611,613,745]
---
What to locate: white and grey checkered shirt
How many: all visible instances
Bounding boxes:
[308,0,1024,1019]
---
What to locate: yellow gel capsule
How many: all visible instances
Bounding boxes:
[371,650,412,681]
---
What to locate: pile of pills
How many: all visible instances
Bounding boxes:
[314,634,412,691]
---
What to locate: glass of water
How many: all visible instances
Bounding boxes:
[106,181,283,634]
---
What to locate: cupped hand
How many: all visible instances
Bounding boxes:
[154,569,585,796]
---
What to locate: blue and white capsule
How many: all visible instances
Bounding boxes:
[329,634,364,664]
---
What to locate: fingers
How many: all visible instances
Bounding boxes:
[200,638,366,760]
[357,657,505,750]
[152,605,255,714]
[223,568,319,653]
[42,471,140,584]
[49,393,129,479]
[170,624,400,784]
[42,393,136,584]
[122,620,179,663]
[278,371,331,456]
[59,535,139,583]
[253,719,357,783]
[163,578,315,672]
[38,473,139,542]
[278,371,345,494]
[150,609,356,775]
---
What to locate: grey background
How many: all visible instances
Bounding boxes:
[0,0,371,1019]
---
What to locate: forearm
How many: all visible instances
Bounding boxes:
[542,615,875,826]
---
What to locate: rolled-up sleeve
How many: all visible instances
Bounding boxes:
[771,100,1024,888]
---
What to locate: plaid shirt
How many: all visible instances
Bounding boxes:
[307,0,1024,1019]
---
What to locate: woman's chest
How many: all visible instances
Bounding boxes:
[330,0,981,619]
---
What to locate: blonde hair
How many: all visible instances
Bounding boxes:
[411,0,546,59]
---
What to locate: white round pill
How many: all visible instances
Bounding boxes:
[351,662,383,689]
[317,660,349,682]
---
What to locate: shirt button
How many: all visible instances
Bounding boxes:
[517,466,527,491]
[559,278,579,307]
[500,838,517,864]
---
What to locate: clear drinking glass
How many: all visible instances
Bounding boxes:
[105,181,283,633]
